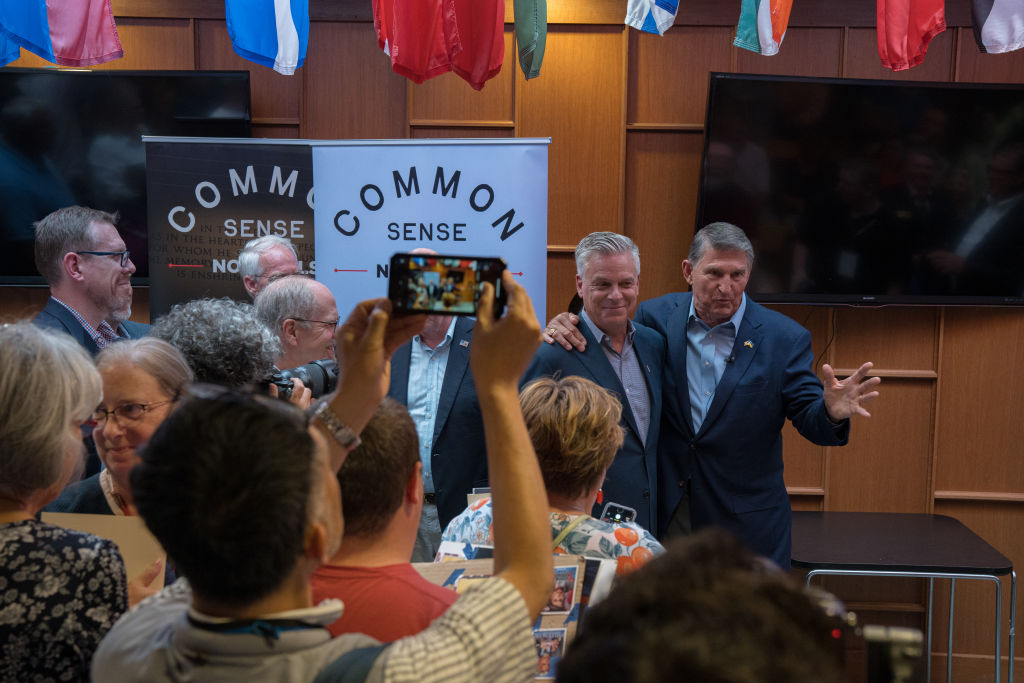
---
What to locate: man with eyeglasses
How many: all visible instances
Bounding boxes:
[239,234,302,299]
[255,274,340,371]
[32,205,150,355]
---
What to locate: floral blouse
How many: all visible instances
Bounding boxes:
[442,497,664,575]
[0,519,128,683]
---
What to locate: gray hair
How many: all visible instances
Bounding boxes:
[33,206,119,285]
[151,298,279,388]
[575,232,641,279]
[238,236,298,281]
[0,322,102,499]
[96,337,194,400]
[688,222,755,268]
[254,275,317,334]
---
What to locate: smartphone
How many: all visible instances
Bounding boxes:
[600,502,637,524]
[388,253,507,318]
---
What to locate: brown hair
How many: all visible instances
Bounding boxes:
[33,206,119,285]
[519,376,624,499]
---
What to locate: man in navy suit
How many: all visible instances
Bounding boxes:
[523,232,664,534]
[545,223,879,569]
[388,250,487,561]
[32,205,149,354]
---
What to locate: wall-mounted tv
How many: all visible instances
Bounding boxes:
[0,68,252,285]
[697,72,1024,306]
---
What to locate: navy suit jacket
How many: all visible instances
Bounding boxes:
[636,293,848,569]
[521,319,665,535]
[388,317,487,529]
[33,297,151,356]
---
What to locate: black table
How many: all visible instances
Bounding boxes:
[791,511,1016,683]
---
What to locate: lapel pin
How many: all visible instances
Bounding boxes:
[459,340,470,348]
[743,340,754,349]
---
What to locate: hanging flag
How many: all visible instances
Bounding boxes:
[625,0,679,36]
[0,0,123,67]
[225,0,308,76]
[972,0,1024,53]
[372,0,506,89]
[515,0,547,78]
[734,0,794,55]
[877,0,945,71]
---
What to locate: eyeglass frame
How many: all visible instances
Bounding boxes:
[291,317,340,331]
[91,400,174,428]
[75,250,132,268]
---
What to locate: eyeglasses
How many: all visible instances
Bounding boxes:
[92,400,172,427]
[75,250,131,268]
[293,318,339,331]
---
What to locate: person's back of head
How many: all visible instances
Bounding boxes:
[336,397,419,540]
[556,530,844,683]
[519,376,624,500]
[132,388,316,607]
[0,322,101,501]
[150,297,278,388]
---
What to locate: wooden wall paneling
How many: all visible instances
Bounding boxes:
[931,501,1023,673]
[411,127,514,139]
[195,20,302,128]
[409,31,515,126]
[516,26,627,246]
[545,252,578,323]
[842,27,955,81]
[0,288,52,322]
[789,496,824,511]
[934,308,1024,496]
[100,19,196,70]
[627,27,733,126]
[252,125,302,139]
[827,379,934,513]
[832,307,940,372]
[735,28,843,78]
[955,27,1024,83]
[623,131,703,299]
[302,22,406,140]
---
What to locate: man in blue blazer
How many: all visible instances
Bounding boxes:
[32,206,150,354]
[388,309,487,561]
[523,232,665,534]
[546,223,879,569]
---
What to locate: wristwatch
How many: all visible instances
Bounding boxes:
[313,401,362,450]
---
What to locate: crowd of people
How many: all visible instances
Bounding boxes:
[0,204,879,681]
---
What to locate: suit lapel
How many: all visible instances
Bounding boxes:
[577,323,644,443]
[633,330,662,445]
[697,310,764,436]
[664,294,694,438]
[390,342,412,405]
[433,317,472,447]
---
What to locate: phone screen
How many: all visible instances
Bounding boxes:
[600,502,637,524]
[388,253,506,318]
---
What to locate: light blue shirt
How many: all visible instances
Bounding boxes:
[686,294,747,433]
[580,309,651,445]
[406,317,458,494]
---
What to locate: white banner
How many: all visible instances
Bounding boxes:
[312,139,549,323]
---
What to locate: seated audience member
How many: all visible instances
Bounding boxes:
[556,530,844,683]
[0,323,129,682]
[254,274,339,370]
[47,338,192,516]
[45,337,192,589]
[311,397,457,640]
[150,297,279,388]
[443,375,663,574]
[238,234,301,299]
[92,274,555,681]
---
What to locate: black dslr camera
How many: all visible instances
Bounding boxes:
[266,359,339,399]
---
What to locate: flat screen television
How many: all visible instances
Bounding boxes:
[0,68,252,285]
[697,72,1024,306]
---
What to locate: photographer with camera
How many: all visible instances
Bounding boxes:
[255,274,341,404]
